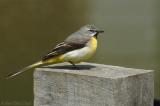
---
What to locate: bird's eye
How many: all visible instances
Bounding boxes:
[89,29,95,32]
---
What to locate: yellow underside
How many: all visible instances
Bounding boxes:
[43,36,97,64]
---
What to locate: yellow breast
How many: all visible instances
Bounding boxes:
[61,36,98,63]
[89,36,97,51]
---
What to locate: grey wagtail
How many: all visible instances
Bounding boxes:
[7,24,104,79]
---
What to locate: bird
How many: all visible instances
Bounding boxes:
[6,24,104,79]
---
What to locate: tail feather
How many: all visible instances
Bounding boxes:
[6,61,43,79]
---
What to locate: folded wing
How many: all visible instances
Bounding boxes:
[42,42,86,61]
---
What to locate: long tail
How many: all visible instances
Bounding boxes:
[6,61,43,79]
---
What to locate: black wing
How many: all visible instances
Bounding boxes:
[42,42,85,61]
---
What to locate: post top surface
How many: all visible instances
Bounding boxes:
[35,62,154,79]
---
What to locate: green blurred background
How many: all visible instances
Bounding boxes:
[0,0,159,105]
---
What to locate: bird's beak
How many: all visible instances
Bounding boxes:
[96,30,104,33]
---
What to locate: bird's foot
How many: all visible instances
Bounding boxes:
[68,61,79,69]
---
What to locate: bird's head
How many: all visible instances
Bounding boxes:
[80,24,104,38]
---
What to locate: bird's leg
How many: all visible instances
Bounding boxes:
[68,61,78,68]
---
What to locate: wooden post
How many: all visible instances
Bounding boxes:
[34,62,154,106]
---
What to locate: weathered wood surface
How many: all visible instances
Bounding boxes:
[34,62,154,106]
